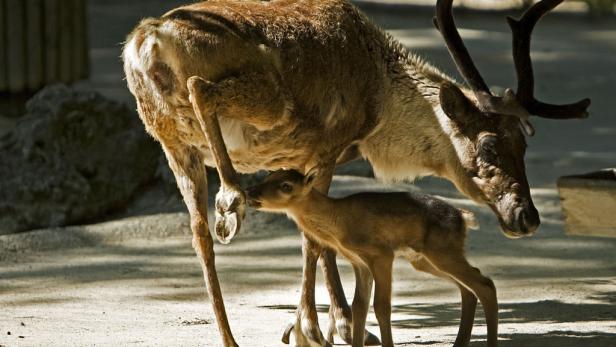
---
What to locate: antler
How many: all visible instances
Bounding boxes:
[433,0,532,123]
[507,0,591,119]
[434,0,591,133]
[433,0,489,94]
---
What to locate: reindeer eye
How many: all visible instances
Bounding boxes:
[483,143,497,156]
[279,182,293,193]
[478,137,499,163]
[479,137,497,154]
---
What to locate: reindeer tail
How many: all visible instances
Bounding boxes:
[459,209,479,231]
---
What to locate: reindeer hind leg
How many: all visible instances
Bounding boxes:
[185,66,296,243]
[161,143,238,347]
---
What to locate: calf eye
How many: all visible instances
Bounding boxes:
[280,182,293,193]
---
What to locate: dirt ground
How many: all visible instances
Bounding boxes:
[2,176,616,346]
[1,1,616,346]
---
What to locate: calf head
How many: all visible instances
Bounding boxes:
[246,169,317,213]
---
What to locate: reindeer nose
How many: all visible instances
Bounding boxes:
[515,205,540,235]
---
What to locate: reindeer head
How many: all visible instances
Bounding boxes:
[246,169,318,213]
[434,0,590,238]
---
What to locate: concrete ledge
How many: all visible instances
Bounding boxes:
[558,169,616,238]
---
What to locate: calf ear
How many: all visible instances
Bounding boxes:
[303,167,320,187]
[440,82,472,123]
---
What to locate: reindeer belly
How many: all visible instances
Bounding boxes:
[176,115,315,174]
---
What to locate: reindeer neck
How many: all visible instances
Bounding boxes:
[358,49,468,186]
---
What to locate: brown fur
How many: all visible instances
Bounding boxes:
[247,169,498,347]
[123,1,539,345]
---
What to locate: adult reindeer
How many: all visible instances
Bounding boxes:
[122,0,589,345]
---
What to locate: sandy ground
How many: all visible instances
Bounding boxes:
[1,1,616,346]
[2,176,616,346]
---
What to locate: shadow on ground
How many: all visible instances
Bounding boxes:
[469,331,616,347]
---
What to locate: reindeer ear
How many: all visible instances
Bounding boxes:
[440,82,472,122]
[303,167,319,187]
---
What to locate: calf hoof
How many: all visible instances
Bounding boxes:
[281,317,331,347]
[328,309,381,345]
[215,187,246,244]
[364,331,382,345]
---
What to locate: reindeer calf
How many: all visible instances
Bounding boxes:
[247,170,498,347]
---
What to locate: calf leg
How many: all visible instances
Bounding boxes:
[322,250,380,346]
[351,264,373,347]
[370,257,395,347]
[286,169,336,347]
[321,253,381,346]
[424,253,498,347]
[455,276,480,347]
[283,168,379,346]
[311,169,380,346]
[162,144,237,347]
[321,248,352,343]
[411,256,477,347]
[287,245,381,346]
[290,235,331,347]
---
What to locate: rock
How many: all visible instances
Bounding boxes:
[0,85,159,235]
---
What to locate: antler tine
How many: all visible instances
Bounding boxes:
[507,0,591,119]
[434,0,491,95]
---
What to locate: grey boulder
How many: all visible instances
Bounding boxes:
[0,85,159,235]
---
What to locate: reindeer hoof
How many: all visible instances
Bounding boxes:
[215,211,241,244]
[215,187,246,244]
